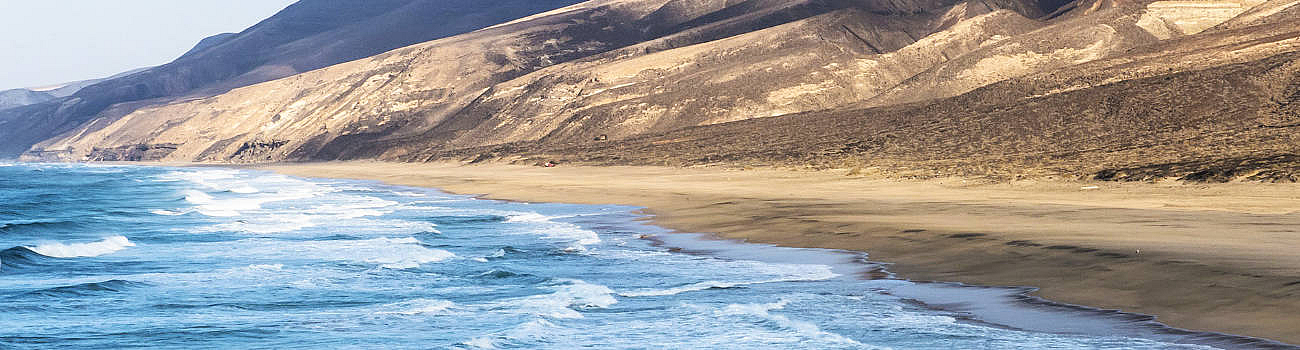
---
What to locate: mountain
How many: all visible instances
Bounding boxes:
[0,0,585,157]
[504,16,1300,182]
[18,0,1070,162]
[0,67,153,112]
[0,89,54,111]
[8,0,1300,183]
[177,33,239,59]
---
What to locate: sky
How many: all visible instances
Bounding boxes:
[0,0,298,90]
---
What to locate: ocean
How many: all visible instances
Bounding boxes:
[0,163,1245,349]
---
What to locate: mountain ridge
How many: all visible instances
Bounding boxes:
[18,0,1065,162]
[0,0,587,157]
[0,89,53,112]
[0,67,151,111]
[5,0,1299,185]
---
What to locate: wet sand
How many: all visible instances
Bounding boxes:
[252,161,1300,345]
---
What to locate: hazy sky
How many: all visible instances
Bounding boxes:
[0,0,298,90]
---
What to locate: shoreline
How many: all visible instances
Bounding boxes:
[646,230,1290,349]
[247,161,1300,346]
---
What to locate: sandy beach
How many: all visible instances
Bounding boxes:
[253,161,1300,345]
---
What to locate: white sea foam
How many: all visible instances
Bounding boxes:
[167,170,334,218]
[229,186,260,194]
[150,209,190,216]
[460,319,565,349]
[174,168,409,232]
[506,212,602,246]
[194,197,267,217]
[620,280,747,297]
[362,237,457,269]
[307,196,400,219]
[499,279,617,319]
[196,186,323,217]
[271,236,459,269]
[504,212,551,223]
[462,337,498,349]
[502,319,565,343]
[29,236,135,258]
[209,214,317,234]
[377,299,457,316]
[557,281,618,309]
[246,264,284,271]
[183,190,213,204]
[156,170,237,187]
[172,236,455,272]
[78,164,130,174]
[619,263,838,297]
[473,248,510,262]
[719,299,865,346]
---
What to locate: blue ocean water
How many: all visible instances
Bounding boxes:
[0,163,1227,349]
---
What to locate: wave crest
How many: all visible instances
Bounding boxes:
[25,279,146,298]
[0,246,45,271]
[619,264,838,297]
[502,279,617,319]
[28,236,135,258]
[506,213,602,246]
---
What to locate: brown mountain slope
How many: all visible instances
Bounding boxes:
[862,1,1160,107]
[0,0,586,158]
[23,0,1066,162]
[1211,0,1300,31]
[14,0,1295,184]
[395,3,1045,153]
[864,0,1293,107]
[19,0,667,162]
[446,18,1300,183]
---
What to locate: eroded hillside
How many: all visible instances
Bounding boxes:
[0,0,584,157]
[451,18,1300,182]
[11,0,1300,182]
[18,0,1086,161]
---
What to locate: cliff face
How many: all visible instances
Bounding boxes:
[9,0,1300,181]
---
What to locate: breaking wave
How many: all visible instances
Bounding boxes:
[0,164,1214,349]
[23,280,147,298]
[26,236,135,258]
[0,246,47,271]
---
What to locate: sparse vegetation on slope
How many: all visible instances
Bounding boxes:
[5,0,1298,183]
[0,0,585,157]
